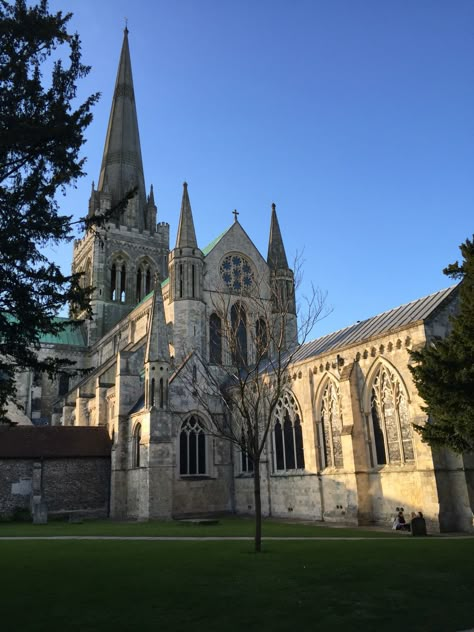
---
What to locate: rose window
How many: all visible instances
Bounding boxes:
[220,254,254,292]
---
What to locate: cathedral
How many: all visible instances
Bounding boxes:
[2,29,473,532]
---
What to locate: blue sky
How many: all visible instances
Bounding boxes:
[47,0,473,337]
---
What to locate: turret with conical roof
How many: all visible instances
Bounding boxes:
[169,183,203,303]
[267,203,289,270]
[175,182,198,249]
[267,203,297,349]
[168,183,205,361]
[144,275,170,409]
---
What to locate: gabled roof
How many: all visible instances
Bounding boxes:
[292,285,457,363]
[0,426,112,458]
[202,227,232,256]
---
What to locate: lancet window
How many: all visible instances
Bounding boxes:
[319,379,344,469]
[209,313,222,364]
[132,423,142,468]
[369,364,414,466]
[136,261,153,303]
[273,392,305,471]
[179,416,206,476]
[110,257,127,302]
[255,318,268,360]
[231,303,247,367]
[240,431,254,474]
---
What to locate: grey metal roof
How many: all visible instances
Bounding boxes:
[292,285,457,363]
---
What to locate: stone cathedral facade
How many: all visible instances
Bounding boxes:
[6,30,473,531]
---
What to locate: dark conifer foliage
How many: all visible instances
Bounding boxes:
[410,236,474,453]
[0,0,99,419]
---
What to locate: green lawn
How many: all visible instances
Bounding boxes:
[0,539,472,631]
[0,516,399,538]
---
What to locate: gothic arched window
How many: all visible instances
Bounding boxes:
[135,260,154,303]
[132,423,141,468]
[370,364,414,466]
[136,268,142,302]
[180,416,206,476]
[110,263,116,300]
[255,318,268,360]
[319,379,344,469]
[210,313,222,364]
[120,264,126,302]
[240,430,254,474]
[231,303,247,367]
[110,257,127,302]
[272,392,305,471]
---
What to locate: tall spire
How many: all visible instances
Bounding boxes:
[97,28,146,211]
[175,182,198,249]
[267,203,289,269]
[145,276,170,364]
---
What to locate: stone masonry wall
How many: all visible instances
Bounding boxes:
[0,457,110,520]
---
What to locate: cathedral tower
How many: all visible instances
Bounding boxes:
[72,29,169,344]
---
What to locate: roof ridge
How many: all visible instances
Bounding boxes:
[295,284,458,362]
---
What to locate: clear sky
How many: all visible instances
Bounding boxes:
[46,0,473,338]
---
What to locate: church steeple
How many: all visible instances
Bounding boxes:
[267,203,289,270]
[97,28,146,225]
[175,182,198,249]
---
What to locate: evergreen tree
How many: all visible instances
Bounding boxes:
[0,0,99,420]
[410,236,474,453]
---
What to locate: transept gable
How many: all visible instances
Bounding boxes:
[203,221,267,269]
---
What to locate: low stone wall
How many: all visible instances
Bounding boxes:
[0,457,110,520]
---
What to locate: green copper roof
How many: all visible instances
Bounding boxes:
[40,318,87,347]
[202,227,231,256]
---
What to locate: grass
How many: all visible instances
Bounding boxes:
[0,515,401,538]
[1,539,473,631]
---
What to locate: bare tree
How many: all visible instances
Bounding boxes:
[179,256,329,552]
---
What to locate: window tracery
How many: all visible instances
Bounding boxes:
[220,254,254,293]
[319,379,344,468]
[179,416,206,476]
[110,256,127,302]
[370,364,414,465]
[273,392,305,471]
[136,260,153,302]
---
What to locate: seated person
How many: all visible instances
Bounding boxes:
[411,511,427,536]
[393,510,410,531]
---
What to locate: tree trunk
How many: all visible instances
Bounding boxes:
[253,456,262,552]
